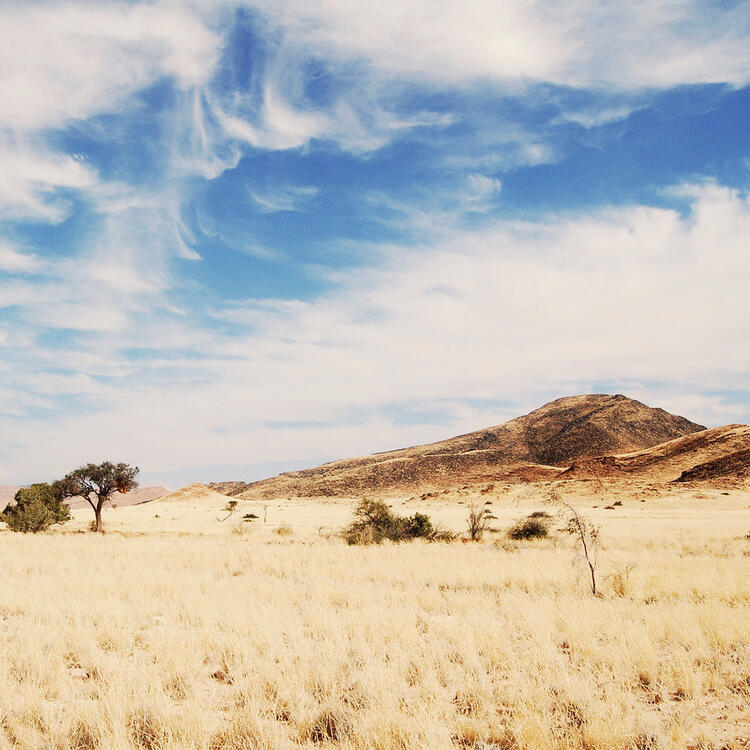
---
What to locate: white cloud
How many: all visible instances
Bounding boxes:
[137,0,749,187]
[249,0,750,89]
[462,174,502,210]
[558,105,646,129]
[213,76,445,158]
[0,140,97,221]
[0,242,41,273]
[0,199,183,335]
[248,185,319,213]
[0,0,745,228]
[2,2,750,484]
[0,2,221,219]
[0,2,219,131]
[3,184,749,482]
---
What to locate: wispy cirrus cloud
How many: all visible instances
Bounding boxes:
[0,242,41,274]
[2,1,750,487]
[248,184,319,213]
[248,0,750,89]
[0,140,97,222]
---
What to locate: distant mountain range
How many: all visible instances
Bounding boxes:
[0,485,168,508]
[210,394,750,499]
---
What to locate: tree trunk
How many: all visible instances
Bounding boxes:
[95,507,103,533]
[588,561,597,596]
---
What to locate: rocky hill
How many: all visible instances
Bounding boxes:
[213,394,708,499]
[676,445,750,483]
[562,424,750,483]
[156,483,232,504]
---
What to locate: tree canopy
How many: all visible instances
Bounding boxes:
[2,482,71,533]
[62,462,139,532]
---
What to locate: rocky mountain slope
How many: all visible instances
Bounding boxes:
[563,424,750,483]
[213,394,709,499]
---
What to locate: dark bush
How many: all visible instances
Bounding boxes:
[2,483,71,533]
[404,512,433,539]
[507,515,549,540]
[343,500,436,544]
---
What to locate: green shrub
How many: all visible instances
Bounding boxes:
[404,512,433,539]
[2,483,71,533]
[343,500,436,545]
[507,515,549,540]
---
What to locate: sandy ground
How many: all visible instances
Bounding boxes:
[64,480,750,547]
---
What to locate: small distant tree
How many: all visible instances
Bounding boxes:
[61,462,139,533]
[217,499,239,522]
[546,487,600,595]
[2,483,71,533]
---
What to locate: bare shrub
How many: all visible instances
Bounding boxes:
[217,500,239,522]
[546,487,601,595]
[608,563,636,598]
[430,524,458,542]
[466,504,495,541]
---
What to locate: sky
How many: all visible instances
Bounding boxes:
[1,0,749,488]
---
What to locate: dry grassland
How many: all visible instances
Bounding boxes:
[0,485,748,749]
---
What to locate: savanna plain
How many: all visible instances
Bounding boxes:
[1,482,748,750]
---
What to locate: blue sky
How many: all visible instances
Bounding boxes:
[1,0,749,487]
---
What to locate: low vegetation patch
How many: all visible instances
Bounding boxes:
[528,510,552,519]
[466,504,496,541]
[344,500,441,545]
[507,514,550,540]
[1,483,71,533]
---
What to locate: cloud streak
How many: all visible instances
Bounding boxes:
[250,0,750,88]
[3,184,749,483]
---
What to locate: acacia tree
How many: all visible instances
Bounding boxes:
[62,462,139,533]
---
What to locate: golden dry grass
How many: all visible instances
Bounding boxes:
[0,484,748,749]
